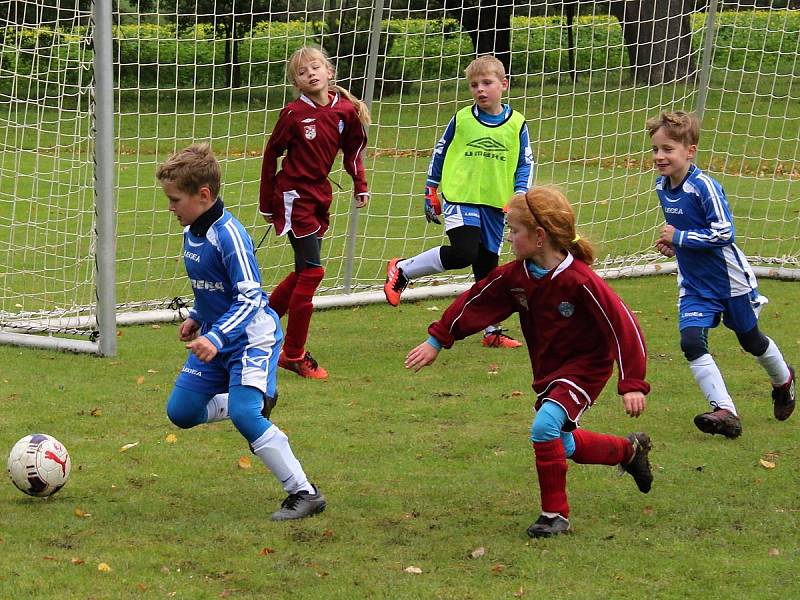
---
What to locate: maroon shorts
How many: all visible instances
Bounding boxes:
[273,189,332,238]
[534,378,602,430]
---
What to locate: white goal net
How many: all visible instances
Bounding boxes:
[1,1,798,352]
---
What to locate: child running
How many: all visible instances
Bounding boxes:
[159,143,326,521]
[260,45,370,379]
[406,186,653,537]
[648,110,795,437]
[385,55,534,349]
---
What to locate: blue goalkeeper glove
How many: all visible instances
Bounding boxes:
[424,186,442,224]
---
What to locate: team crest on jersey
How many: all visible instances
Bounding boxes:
[304,124,317,140]
[558,301,575,317]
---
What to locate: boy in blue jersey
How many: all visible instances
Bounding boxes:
[384,55,534,349]
[648,111,795,437]
[157,143,326,520]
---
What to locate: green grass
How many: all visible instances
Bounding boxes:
[1,275,799,598]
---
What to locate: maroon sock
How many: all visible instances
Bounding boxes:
[268,272,299,318]
[283,267,324,358]
[533,439,569,518]
[570,429,633,465]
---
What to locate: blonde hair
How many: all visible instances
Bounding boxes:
[286,45,371,125]
[464,55,507,81]
[156,142,221,199]
[645,110,700,147]
[507,186,595,265]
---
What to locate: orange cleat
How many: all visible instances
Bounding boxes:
[279,350,328,380]
[384,258,409,307]
[482,329,522,348]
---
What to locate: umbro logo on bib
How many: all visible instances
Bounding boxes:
[466,137,507,151]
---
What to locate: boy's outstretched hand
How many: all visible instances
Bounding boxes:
[405,341,440,371]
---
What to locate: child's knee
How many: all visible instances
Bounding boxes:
[680,327,707,361]
[530,402,567,442]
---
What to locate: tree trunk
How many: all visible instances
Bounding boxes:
[445,0,514,77]
[610,0,696,85]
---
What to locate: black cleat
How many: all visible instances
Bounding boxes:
[271,485,327,521]
[694,408,742,439]
[621,432,653,493]
[526,513,570,538]
[772,366,795,421]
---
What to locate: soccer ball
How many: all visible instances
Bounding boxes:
[7,434,71,497]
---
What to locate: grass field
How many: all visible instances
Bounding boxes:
[1,275,799,599]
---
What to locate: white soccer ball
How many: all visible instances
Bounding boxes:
[7,434,71,497]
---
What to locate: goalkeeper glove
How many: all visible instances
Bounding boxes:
[424,186,442,224]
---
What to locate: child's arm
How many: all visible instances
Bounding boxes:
[341,109,368,199]
[204,227,265,353]
[666,182,736,250]
[427,266,517,348]
[514,122,535,193]
[259,109,292,219]
[405,336,442,371]
[580,278,650,400]
[425,117,456,190]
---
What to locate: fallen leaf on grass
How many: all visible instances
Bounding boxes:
[490,563,505,574]
[426,306,440,311]
[238,456,252,469]
[768,547,780,557]
[90,408,102,417]
[759,458,776,469]
[42,555,57,560]
[487,363,500,375]
[119,442,139,452]
[643,506,654,516]
[165,434,178,443]
[147,369,159,373]
[98,562,112,572]
[404,566,423,574]
[258,547,275,555]
[511,390,524,397]
[136,376,145,385]
[74,507,91,518]
[514,587,525,598]
[71,557,85,565]
[468,546,485,559]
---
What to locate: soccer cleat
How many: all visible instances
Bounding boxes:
[384,258,409,307]
[772,366,795,421]
[482,329,522,348]
[271,485,327,521]
[693,408,742,439]
[526,513,571,538]
[278,350,328,380]
[620,432,653,493]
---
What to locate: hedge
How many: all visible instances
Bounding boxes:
[0,10,797,100]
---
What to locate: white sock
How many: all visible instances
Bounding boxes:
[398,247,444,279]
[755,337,791,386]
[205,394,229,423]
[250,425,313,494]
[541,511,561,519]
[690,354,737,415]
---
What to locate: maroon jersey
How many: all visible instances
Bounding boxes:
[429,254,650,402]
[259,92,368,230]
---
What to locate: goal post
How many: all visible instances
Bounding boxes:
[0,1,798,354]
[0,0,116,354]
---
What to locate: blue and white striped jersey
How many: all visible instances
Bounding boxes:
[656,164,757,299]
[184,207,268,351]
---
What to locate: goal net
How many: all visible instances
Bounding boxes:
[1,1,798,352]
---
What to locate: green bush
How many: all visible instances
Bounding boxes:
[0,10,797,100]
